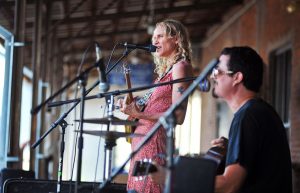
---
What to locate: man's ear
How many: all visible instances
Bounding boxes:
[233,72,243,86]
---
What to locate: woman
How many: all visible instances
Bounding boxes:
[119,19,193,193]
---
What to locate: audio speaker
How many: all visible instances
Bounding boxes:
[3,179,126,193]
[0,169,35,193]
[171,156,217,193]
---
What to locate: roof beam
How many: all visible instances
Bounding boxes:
[54,19,216,42]
[22,0,239,28]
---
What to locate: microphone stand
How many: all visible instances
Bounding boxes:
[47,78,200,190]
[31,61,99,193]
[74,71,88,193]
[30,48,133,115]
[31,48,134,148]
[161,113,176,193]
[57,120,67,193]
[97,59,218,193]
[31,48,134,193]
[31,63,98,148]
[102,94,115,181]
[48,77,198,107]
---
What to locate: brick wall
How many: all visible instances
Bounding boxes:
[198,0,300,192]
[291,7,300,191]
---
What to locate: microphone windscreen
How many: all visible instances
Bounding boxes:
[198,78,210,92]
[149,44,157,52]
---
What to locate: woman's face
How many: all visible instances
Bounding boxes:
[152,25,178,58]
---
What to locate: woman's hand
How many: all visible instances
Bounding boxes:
[118,95,140,118]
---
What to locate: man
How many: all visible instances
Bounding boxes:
[211,46,292,193]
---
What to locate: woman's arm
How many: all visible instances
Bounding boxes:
[171,60,193,124]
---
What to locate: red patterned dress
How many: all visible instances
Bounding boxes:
[127,72,173,193]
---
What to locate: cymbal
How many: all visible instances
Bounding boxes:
[75,116,138,126]
[75,130,144,140]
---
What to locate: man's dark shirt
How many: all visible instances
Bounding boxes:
[226,98,292,193]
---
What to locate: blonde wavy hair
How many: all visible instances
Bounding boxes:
[153,19,192,77]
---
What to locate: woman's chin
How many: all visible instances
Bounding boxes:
[156,52,164,57]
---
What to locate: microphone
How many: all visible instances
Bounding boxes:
[198,78,210,92]
[95,43,109,93]
[120,42,157,52]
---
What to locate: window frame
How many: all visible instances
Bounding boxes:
[0,25,14,168]
[268,45,292,134]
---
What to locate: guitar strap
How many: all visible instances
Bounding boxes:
[136,66,173,107]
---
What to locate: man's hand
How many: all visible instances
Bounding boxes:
[211,136,228,148]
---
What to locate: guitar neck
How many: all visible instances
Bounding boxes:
[124,72,134,103]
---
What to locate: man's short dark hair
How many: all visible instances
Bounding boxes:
[221,46,264,93]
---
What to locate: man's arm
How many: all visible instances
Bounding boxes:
[215,163,247,193]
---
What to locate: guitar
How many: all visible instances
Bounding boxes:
[131,137,228,177]
[203,137,228,175]
[123,64,146,143]
[123,65,136,143]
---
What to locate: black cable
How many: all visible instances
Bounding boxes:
[67,42,96,193]
[77,41,98,76]
[68,122,80,193]
[106,43,119,71]
[67,42,116,192]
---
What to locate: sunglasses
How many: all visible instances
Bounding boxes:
[210,68,234,79]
